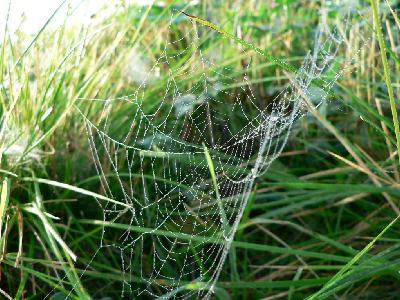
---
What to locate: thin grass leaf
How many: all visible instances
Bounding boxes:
[307,214,400,300]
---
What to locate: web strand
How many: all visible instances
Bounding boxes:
[80,8,347,299]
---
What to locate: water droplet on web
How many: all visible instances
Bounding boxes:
[79,5,350,298]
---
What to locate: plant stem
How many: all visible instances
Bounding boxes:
[371,0,400,165]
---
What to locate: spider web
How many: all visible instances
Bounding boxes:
[77,6,348,299]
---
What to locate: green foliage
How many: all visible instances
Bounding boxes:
[1,0,400,299]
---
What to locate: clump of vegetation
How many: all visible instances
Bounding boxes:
[1,1,400,299]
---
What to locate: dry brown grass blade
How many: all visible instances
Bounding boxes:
[327,151,392,185]
[15,207,23,267]
[300,166,354,180]
[334,193,369,206]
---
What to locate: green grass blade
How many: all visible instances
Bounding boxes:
[371,0,400,165]
[307,214,400,300]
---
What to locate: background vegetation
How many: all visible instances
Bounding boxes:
[1,0,400,299]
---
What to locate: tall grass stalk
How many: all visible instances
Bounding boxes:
[370,0,400,165]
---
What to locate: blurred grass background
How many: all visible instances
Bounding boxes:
[2,0,400,299]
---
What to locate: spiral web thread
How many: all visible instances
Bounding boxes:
[79,7,347,299]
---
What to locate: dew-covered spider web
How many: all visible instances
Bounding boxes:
[77,5,353,299]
